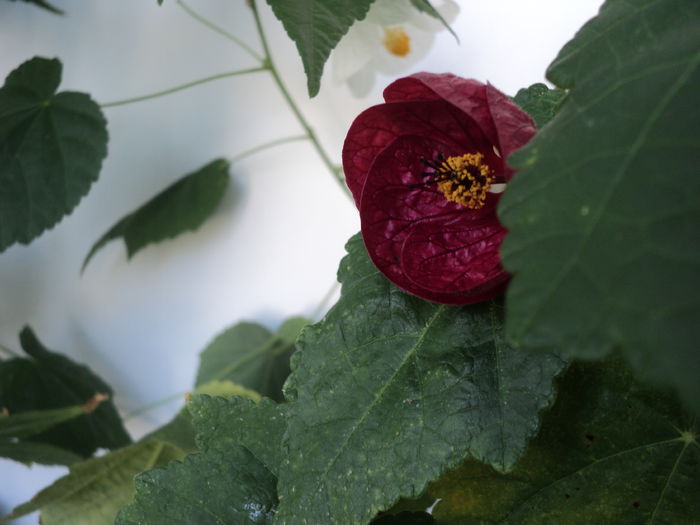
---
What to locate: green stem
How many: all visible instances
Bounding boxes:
[311,280,340,321]
[123,391,187,421]
[250,0,351,199]
[0,344,21,359]
[100,67,267,108]
[177,0,265,64]
[229,134,309,164]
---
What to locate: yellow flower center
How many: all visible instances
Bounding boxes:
[383,27,411,57]
[430,153,494,209]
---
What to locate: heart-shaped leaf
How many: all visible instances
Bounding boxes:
[0,57,107,251]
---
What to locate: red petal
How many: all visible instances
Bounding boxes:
[484,83,537,180]
[343,99,502,205]
[400,216,508,294]
[383,73,500,149]
[359,135,504,304]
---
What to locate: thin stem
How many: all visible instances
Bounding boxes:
[177,0,264,64]
[0,344,21,359]
[123,391,187,421]
[311,280,341,321]
[229,134,309,164]
[100,67,267,108]
[250,0,351,199]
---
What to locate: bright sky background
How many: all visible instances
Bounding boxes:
[0,0,603,521]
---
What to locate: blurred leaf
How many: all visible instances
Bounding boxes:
[427,357,699,524]
[115,445,277,525]
[409,0,458,41]
[265,0,375,97]
[0,440,81,466]
[5,0,64,15]
[0,327,130,460]
[512,83,566,129]
[195,317,309,402]
[0,393,107,438]
[82,158,230,271]
[189,395,285,475]
[0,56,107,251]
[499,0,700,414]
[274,234,565,525]
[0,380,249,525]
[0,440,184,525]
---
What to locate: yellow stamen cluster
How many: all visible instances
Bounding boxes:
[435,153,493,209]
[383,27,411,57]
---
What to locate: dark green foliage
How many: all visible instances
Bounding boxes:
[512,83,566,128]
[266,0,375,97]
[83,158,230,271]
[115,445,277,525]
[425,357,699,524]
[0,327,130,460]
[195,317,308,402]
[273,234,565,525]
[0,57,107,251]
[189,395,286,475]
[499,0,700,414]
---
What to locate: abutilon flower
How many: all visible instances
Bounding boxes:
[332,0,459,97]
[342,73,536,305]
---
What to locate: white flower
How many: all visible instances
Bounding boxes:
[332,0,459,97]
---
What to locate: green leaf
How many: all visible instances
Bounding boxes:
[0,57,107,251]
[0,440,184,525]
[0,394,106,438]
[0,380,249,524]
[189,395,286,475]
[82,158,230,271]
[0,327,130,460]
[512,83,566,129]
[266,0,375,97]
[115,445,278,525]
[0,439,82,466]
[195,317,309,402]
[5,0,64,15]
[274,234,565,525]
[499,0,700,414]
[409,0,458,41]
[426,357,699,524]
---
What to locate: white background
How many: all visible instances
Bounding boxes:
[0,0,603,522]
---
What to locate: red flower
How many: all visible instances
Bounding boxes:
[342,73,536,305]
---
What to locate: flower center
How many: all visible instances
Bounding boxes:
[421,153,494,209]
[383,27,411,57]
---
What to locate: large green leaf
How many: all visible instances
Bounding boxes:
[82,158,230,271]
[274,234,565,525]
[115,445,278,525]
[0,57,107,251]
[265,0,375,97]
[499,0,700,414]
[189,395,286,475]
[425,357,699,524]
[195,317,309,402]
[0,327,130,459]
[512,83,566,129]
[0,440,184,525]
